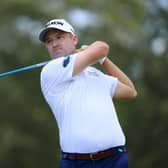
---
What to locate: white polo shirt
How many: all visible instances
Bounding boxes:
[40,54,125,153]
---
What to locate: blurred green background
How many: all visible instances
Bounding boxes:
[0,0,168,167]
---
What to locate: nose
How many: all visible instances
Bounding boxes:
[52,39,58,47]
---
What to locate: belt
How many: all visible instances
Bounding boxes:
[62,146,126,161]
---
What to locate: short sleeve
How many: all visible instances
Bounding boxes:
[89,67,118,97]
[103,74,118,97]
[40,54,77,95]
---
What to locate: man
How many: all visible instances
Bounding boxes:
[39,19,137,168]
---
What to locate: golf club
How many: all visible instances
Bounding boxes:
[0,60,49,78]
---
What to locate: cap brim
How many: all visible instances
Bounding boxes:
[39,27,58,42]
[39,27,74,42]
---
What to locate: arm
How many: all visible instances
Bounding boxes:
[102,57,137,99]
[72,41,109,76]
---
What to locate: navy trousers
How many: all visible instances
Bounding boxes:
[59,147,129,168]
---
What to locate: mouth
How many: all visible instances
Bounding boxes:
[51,48,64,58]
[53,47,63,54]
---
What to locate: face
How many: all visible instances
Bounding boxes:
[44,29,78,59]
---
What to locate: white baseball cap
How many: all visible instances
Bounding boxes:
[39,19,75,42]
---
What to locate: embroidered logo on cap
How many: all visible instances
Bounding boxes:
[45,21,64,27]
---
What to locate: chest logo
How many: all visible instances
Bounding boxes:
[87,71,99,77]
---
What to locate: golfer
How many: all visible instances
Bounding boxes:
[39,19,137,168]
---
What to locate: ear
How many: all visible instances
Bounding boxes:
[72,35,78,45]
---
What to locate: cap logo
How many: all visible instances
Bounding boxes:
[45,21,64,28]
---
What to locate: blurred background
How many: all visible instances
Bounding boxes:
[0,0,168,167]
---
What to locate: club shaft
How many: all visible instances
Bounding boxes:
[0,61,49,78]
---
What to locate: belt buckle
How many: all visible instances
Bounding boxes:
[90,153,98,160]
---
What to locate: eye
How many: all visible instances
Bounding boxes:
[57,36,61,39]
[45,38,52,44]
[57,35,64,39]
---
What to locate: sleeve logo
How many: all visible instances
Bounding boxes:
[63,56,70,67]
